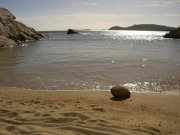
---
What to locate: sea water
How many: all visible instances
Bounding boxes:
[0,30,180,92]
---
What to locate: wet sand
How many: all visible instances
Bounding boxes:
[0,87,180,135]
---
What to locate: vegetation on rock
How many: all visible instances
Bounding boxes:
[109,24,176,31]
[164,27,180,39]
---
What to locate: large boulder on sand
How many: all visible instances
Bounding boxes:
[110,86,131,98]
[67,29,78,34]
[0,7,44,48]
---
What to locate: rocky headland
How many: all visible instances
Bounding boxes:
[164,27,180,39]
[0,8,44,48]
[109,24,176,31]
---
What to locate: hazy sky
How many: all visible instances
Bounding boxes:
[0,0,180,30]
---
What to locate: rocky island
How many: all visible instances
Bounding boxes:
[164,27,180,39]
[109,24,176,31]
[0,8,44,48]
[67,29,78,34]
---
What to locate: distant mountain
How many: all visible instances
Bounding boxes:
[109,24,176,31]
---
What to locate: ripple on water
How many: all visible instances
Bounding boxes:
[0,30,179,93]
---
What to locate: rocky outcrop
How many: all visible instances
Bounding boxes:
[67,29,78,34]
[164,27,180,39]
[110,86,131,98]
[0,8,44,48]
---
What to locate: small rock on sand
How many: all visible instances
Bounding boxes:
[111,85,131,98]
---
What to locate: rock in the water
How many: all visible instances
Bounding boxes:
[67,29,78,34]
[164,27,180,39]
[0,36,16,47]
[0,7,45,48]
[110,86,131,98]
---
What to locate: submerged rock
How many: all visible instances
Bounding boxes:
[164,27,180,39]
[67,29,78,34]
[0,7,44,48]
[110,86,131,98]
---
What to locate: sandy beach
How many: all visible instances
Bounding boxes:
[0,87,180,135]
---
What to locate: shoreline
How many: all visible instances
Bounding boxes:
[0,87,180,135]
[1,86,180,94]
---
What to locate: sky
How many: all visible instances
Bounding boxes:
[0,0,180,31]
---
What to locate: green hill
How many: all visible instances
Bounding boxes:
[109,24,176,31]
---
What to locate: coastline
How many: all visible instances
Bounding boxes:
[0,87,180,135]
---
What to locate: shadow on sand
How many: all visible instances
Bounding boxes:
[110,97,130,101]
